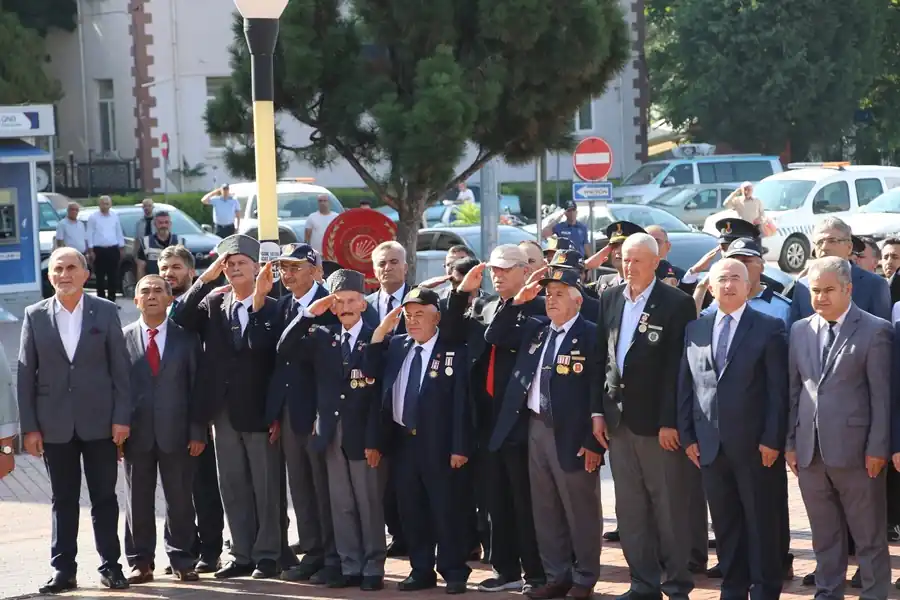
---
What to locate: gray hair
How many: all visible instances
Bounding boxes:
[49,247,88,269]
[621,232,659,256]
[66,202,80,211]
[98,195,112,203]
[710,257,749,282]
[814,217,852,239]
[372,240,407,263]
[568,286,582,300]
[807,256,852,287]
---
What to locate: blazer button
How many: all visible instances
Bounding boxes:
[620,383,625,389]
[69,365,74,370]
[340,395,345,399]
[285,383,289,387]
[286,361,290,366]
[334,411,339,416]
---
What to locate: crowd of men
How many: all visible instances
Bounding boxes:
[9,205,900,600]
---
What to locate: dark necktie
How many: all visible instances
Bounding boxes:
[168,299,179,317]
[144,218,152,237]
[147,328,160,376]
[288,301,300,323]
[538,328,561,420]
[386,295,395,318]
[822,320,837,366]
[231,304,244,349]
[403,346,423,430]
[342,332,352,373]
[714,314,732,373]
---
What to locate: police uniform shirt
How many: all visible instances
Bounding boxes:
[392,331,439,426]
[553,221,590,251]
[527,313,578,414]
[138,233,179,274]
[701,286,791,326]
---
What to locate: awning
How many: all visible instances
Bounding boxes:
[0,139,51,164]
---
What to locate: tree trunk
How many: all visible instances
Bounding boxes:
[396,193,426,282]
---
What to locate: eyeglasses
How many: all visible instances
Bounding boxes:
[813,237,850,247]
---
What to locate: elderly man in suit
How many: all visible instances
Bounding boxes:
[121,275,207,583]
[486,263,604,600]
[590,233,697,600]
[787,256,892,600]
[0,340,17,478]
[678,258,788,600]
[18,247,131,593]
[173,235,281,580]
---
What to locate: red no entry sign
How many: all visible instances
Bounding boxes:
[573,137,613,182]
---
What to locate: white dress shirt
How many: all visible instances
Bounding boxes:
[378,286,406,320]
[527,313,579,414]
[86,211,125,248]
[712,303,746,361]
[294,282,320,311]
[54,294,85,362]
[341,318,364,350]
[615,279,656,374]
[392,331,439,426]
[816,304,851,358]
[139,318,167,359]
[232,295,254,334]
[55,218,88,252]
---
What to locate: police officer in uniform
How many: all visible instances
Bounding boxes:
[136,211,179,279]
[541,201,590,257]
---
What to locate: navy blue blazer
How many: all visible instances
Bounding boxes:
[364,333,470,462]
[485,305,604,472]
[789,263,890,326]
[892,322,900,455]
[288,317,386,459]
[247,285,338,433]
[362,284,409,334]
[677,307,789,467]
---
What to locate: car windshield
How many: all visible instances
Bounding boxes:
[250,192,342,219]
[622,162,670,185]
[859,189,900,213]
[755,179,815,211]
[38,201,60,231]
[648,188,695,207]
[606,205,693,232]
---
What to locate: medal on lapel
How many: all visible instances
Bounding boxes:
[573,362,583,374]
[365,377,375,385]
[638,312,650,333]
[350,379,359,389]
[445,354,454,376]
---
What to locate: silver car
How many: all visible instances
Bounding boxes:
[645,184,737,226]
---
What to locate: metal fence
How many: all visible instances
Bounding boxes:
[40,152,142,198]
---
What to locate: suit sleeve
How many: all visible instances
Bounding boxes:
[761,320,789,451]
[484,301,528,349]
[870,277,892,322]
[892,323,900,455]
[364,382,385,453]
[441,291,470,344]
[865,321,893,460]
[186,334,207,442]
[589,295,610,416]
[107,308,132,428]
[171,279,215,339]
[786,324,802,453]
[658,294,695,430]
[676,330,697,447]
[451,346,471,458]
[16,311,38,434]
[788,283,807,328]
[363,337,392,381]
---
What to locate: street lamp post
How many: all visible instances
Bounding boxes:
[233,0,288,264]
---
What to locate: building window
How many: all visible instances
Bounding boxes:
[97,79,116,152]
[574,100,593,132]
[206,77,231,148]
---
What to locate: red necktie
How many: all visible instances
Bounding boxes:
[147,328,161,376]
[486,345,497,397]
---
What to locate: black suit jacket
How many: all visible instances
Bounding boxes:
[363,284,409,334]
[173,280,277,432]
[591,280,696,436]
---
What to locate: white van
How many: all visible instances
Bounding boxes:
[702,163,900,272]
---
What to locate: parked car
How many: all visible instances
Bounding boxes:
[842,187,900,242]
[42,203,222,298]
[645,184,738,226]
[415,225,537,281]
[377,195,524,226]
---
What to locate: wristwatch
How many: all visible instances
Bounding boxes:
[0,445,13,455]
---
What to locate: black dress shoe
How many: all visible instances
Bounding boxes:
[889,525,900,542]
[310,566,341,585]
[39,574,77,594]
[398,575,438,591]
[280,562,321,581]
[195,556,220,573]
[602,530,620,542]
[446,581,468,594]
[706,564,722,579]
[802,572,815,586]
[782,554,794,581]
[215,560,255,579]
[361,576,385,591]
[687,563,707,575]
[290,543,305,555]
[614,593,661,600]
[173,568,200,582]
[386,540,409,557]
[252,559,279,579]
[328,574,364,588]
[100,568,130,590]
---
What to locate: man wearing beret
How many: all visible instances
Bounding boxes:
[172,234,281,579]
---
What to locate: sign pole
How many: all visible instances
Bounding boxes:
[163,156,169,200]
[535,158,542,243]
[480,158,498,259]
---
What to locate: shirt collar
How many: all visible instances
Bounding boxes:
[817,304,852,329]
[550,313,580,334]
[413,330,439,353]
[715,302,747,328]
[54,294,84,315]
[233,295,254,311]
[342,318,363,340]
[294,282,319,308]
[623,278,656,303]
[174,293,187,304]
[139,318,168,335]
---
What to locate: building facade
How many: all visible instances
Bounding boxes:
[45,0,646,194]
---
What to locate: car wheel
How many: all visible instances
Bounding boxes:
[778,235,809,273]
[120,265,137,298]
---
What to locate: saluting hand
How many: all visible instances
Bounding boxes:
[525,266,549,287]
[200,252,229,284]
[308,294,336,317]
[255,262,275,298]
[372,306,403,343]
[513,281,542,306]
[584,245,613,271]
[458,263,486,293]
[419,274,452,289]
[687,247,720,277]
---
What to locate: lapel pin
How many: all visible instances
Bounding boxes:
[429,370,438,378]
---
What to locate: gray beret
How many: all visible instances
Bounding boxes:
[326,269,366,294]
[215,234,260,261]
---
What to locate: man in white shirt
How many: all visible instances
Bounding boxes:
[304,194,338,253]
[55,203,88,252]
[456,182,476,204]
[201,185,241,238]
[86,195,126,302]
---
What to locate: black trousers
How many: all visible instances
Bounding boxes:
[384,464,406,546]
[486,444,546,583]
[43,437,121,576]
[92,246,120,301]
[191,434,224,562]
[215,224,236,238]
[467,445,490,554]
[124,445,196,571]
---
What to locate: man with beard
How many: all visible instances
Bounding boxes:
[443,245,547,593]
[160,245,225,572]
[172,235,281,580]
[136,211,179,279]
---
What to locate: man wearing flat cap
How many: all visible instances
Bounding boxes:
[485,262,604,600]
[276,269,388,590]
[365,287,472,594]
[172,234,282,579]
[248,242,341,583]
[542,201,590,257]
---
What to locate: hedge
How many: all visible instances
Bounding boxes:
[83,179,622,225]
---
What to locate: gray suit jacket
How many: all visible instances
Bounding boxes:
[787,303,892,469]
[123,319,205,454]
[17,294,130,443]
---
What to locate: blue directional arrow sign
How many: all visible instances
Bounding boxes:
[572,181,613,203]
